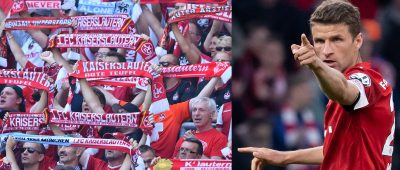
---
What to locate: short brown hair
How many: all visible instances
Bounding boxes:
[310,0,361,38]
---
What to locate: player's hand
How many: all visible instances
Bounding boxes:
[238,147,289,169]
[183,130,195,139]
[291,34,320,69]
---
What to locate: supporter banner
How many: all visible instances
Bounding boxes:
[10,0,61,15]
[160,62,232,83]
[2,112,46,132]
[151,159,232,170]
[48,33,156,62]
[88,77,149,90]
[11,133,134,154]
[0,70,51,91]
[168,5,232,23]
[78,0,133,15]
[141,0,228,4]
[5,15,133,33]
[46,109,142,128]
[69,61,168,113]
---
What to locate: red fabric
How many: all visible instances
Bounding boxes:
[22,87,35,113]
[321,62,394,170]
[39,156,57,170]
[218,102,231,136]
[151,101,190,158]
[0,0,14,15]
[173,128,227,158]
[86,156,120,170]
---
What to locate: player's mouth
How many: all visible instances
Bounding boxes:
[323,60,336,67]
[0,99,5,105]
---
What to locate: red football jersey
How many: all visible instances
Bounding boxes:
[321,62,394,170]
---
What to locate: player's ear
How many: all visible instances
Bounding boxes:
[354,33,363,50]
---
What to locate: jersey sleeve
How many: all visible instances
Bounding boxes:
[346,69,391,111]
[210,134,228,157]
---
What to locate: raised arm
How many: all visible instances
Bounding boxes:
[29,90,48,113]
[203,21,222,52]
[6,31,28,67]
[78,78,105,114]
[19,11,48,48]
[141,5,163,38]
[171,23,202,64]
[292,34,359,105]
[5,137,20,170]
[197,77,219,98]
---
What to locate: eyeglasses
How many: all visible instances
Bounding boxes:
[216,47,232,52]
[158,62,171,67]
[20,147,42,154]
[179,147,197,154]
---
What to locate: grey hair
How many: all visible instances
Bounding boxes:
[189,97,217,114]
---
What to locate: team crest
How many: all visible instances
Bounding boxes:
[173,92,179,101]
[349,73,371,86]
[224,91,231,100]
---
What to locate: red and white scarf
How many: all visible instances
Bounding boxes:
[168,5,232,23]
[48,33,156,62]
[11,133,135,155]
[161,62,232,83]
[2,112,46,132]
[141,0,228,4]
[88,77,149,91]
[69,61,168,113]
[10,0,61,15]
[0,70,51,91]
[5,15,134,33]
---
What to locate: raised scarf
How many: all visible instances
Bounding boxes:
[48,33,156,62]
[69,61,168,113]
[161,62,232,83]
[168,5,232,23]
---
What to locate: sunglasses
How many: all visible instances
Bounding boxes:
[158,62,171,67]
[179,147,197,154]
[20,147,42,154]
[216,47,232,52]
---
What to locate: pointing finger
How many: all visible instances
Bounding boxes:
[291,44,301,54]
[301,34,311,46]
[238,147,258,153]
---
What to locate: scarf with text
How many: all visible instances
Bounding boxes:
[87,77,149,91]
[69,61,168,113]
[10,133,135,155]
[161,62,232,83]
[2,112,80,132]
[0,70,51,91]
[10,0,61,15]
[44,109,153,132]
[151,159,232,170]
[4,15,134,34]
[48,33,156,62]
[168,5,232,23]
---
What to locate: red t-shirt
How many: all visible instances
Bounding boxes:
[321,62,394,170]
[173,128,228,158]
[39,156,57,170]
[150,101,190,158]
[103,86,134,113]
[216,102,232,136]
[86,156,121,170]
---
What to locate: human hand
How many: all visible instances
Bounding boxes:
[40,51,56,65]
[291,34,320,69]
[183,130,195,139]
[6,136,17,149]
[238,147,289,169]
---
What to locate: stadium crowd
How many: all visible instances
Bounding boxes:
[0,0,232,169]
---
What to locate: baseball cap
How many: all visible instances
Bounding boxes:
[103,132,129,142]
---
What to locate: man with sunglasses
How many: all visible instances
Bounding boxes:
[5,137,56,170]
[177,138,203,159]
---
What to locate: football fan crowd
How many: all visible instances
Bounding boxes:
[0,0,232,169]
